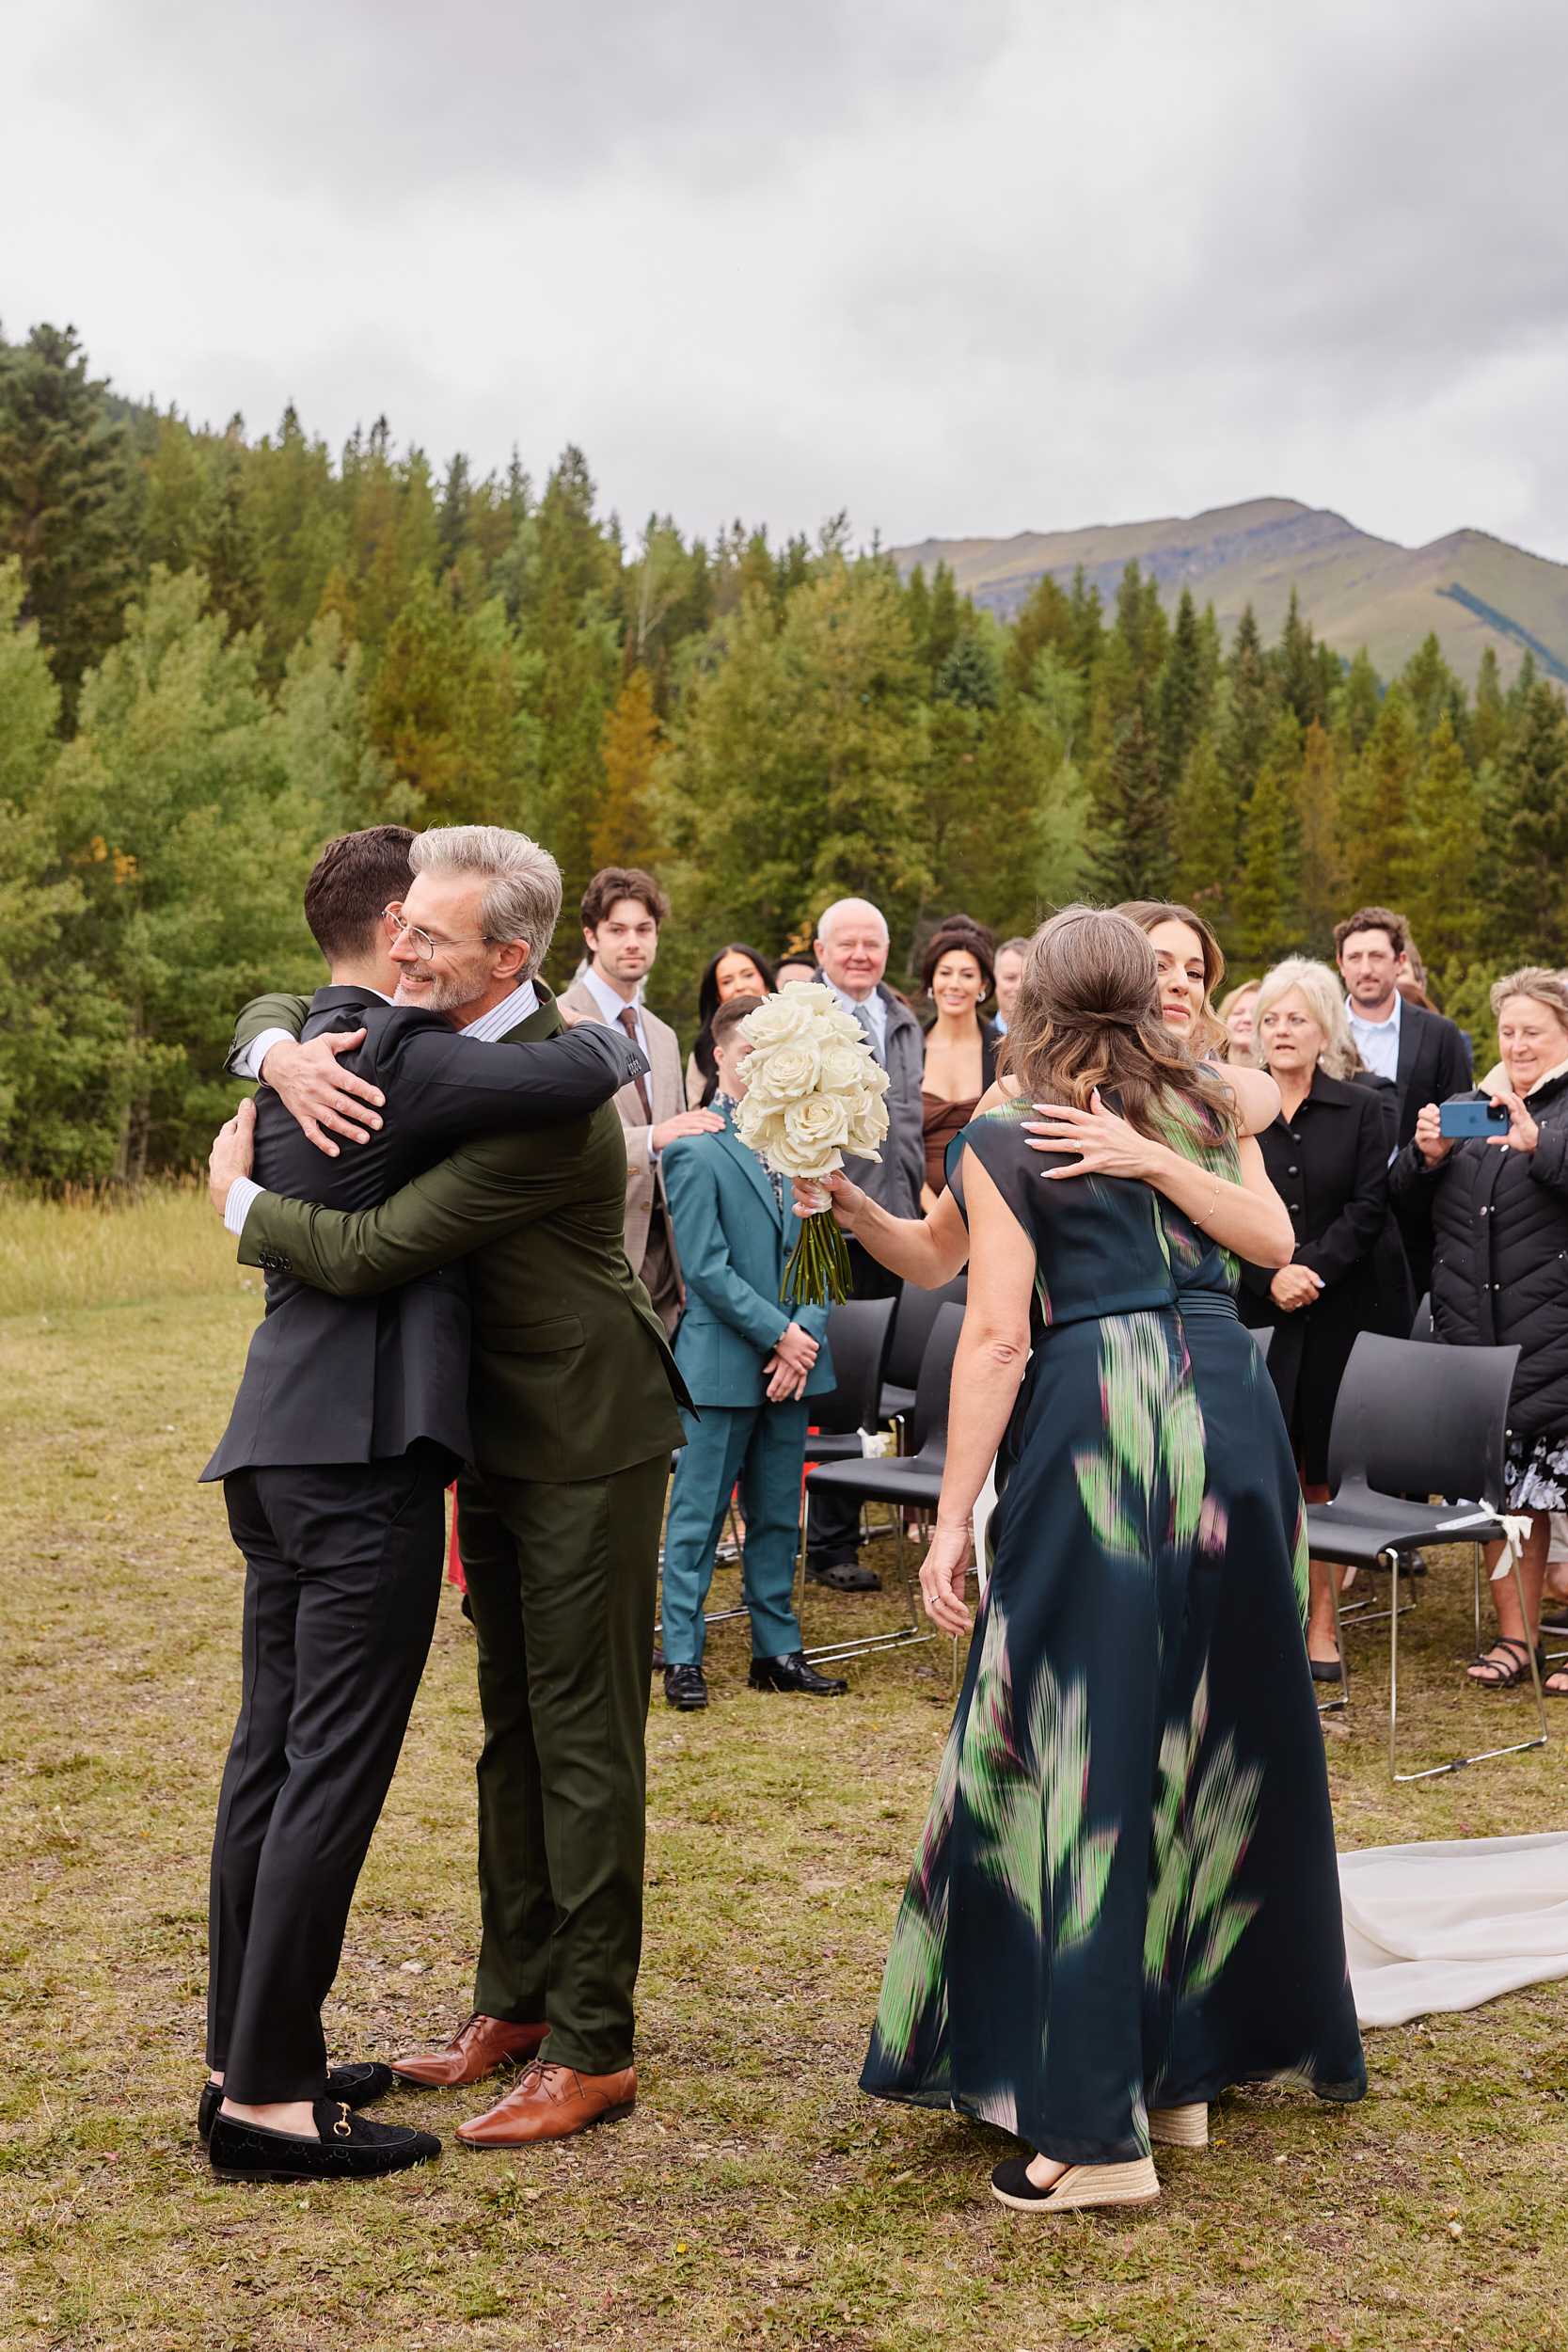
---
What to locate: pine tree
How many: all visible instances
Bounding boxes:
[1473,645,1505,765]
[1292,720,1345,957]
[1069,565,1103,676]
[1157,587,1207,786]
[1170,731,1236,939]
[927,563,960,674]
[592,665,661,869]
[935,629,1000,711]
[0,324,139,722]
[1005,568,1075,693]
[1275,589,1329,729]
[1404,712,1481,963]
[1337,645,1382,754]
[202,437,265,639]
[1339,683,1418,907]
[904,563,932,666]
[1222,603,1274,796]
[1086,707,1170,900]
[1490,679,1568,963]
[1233,764,1295,966]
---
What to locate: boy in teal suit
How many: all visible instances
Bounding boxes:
[658,996,848,1710]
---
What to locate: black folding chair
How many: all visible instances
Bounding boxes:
[879,1276,967,1435]
[797,1302,964,1667]
[1306,1331,1543,1781]
[803,1298,897,1467]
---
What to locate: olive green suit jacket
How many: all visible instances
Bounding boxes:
[230,985,689,1484]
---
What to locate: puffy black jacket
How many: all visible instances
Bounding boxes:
[1388,1069,1568,1441]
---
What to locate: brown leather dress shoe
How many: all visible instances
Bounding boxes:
[391,2013,548,2089]
[455,2059,636,2146]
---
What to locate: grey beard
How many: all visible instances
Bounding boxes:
[397,970,486,1016]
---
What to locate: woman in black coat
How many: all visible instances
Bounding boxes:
[1391,966,1568,1696]
[1238,958,1412,1680]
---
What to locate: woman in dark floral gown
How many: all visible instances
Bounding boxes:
[809,909,1365,2215]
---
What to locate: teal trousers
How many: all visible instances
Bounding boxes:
[455,1450,669,2075]
[660,1397,806,1663]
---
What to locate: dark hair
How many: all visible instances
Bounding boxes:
[689,943,778,1104]
[1117,898,1228,1058]
[711,993,766,1056]
[921,917,995,998]
[303,826,416,965]
[1334,904,1408,959]
[581,866,670,932]
[1001,906,1235,1144]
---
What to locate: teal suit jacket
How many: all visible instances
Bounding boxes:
[661,1107,833,1407]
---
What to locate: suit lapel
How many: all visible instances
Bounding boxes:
[1394,1001,1424,1109]
[715,1118,783,1228]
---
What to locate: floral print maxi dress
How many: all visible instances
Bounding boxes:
[861,1099,1366,2164]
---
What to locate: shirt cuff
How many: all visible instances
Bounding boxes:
[231,1027,293,1082]
[224,1175,264,1238]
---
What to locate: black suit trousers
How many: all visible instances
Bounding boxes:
[207,1443,455,2102]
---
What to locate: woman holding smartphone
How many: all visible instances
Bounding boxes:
[1391,967,1568,1695]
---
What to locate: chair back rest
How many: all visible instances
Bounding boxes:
[1325,1331,1519,1505]
[1250,1324,1273,1366]
[886,1274,968,1391]
[910,1302,966,1459]
[1409,1293,1436,1343]
[810,1298,896,1437]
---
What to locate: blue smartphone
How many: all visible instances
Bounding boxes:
[1439,1099,1508,1137]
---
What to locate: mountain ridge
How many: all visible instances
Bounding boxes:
[889,499,1568,685]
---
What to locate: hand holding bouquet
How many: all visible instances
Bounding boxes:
[736,982,889,1304]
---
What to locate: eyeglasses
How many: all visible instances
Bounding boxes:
[384,904,495,961]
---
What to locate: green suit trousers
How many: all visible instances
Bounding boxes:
[456,1450,669,2074]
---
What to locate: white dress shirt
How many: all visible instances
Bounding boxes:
[823,977,888,1060]
[224,979,540,1236]
[1347,992,1402,1083]
[579,963,648,1057]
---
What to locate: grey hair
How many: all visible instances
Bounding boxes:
[1251,957,1362,1081]
[408,825,562,968]
[816,895,889,942]
[1490,965,1568,1028]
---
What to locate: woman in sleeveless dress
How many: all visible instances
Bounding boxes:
[806,909,1365,2214]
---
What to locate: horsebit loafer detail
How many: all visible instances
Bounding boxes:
[208,2099,439,2183]
[455,2060,636,2147]
[391,2013,548,2089]
[198,2062,394,2144]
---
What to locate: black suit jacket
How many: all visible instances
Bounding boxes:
[1391,1000,1473,1149]
[202,986,644,1479]
[1237,1069,1411,1481]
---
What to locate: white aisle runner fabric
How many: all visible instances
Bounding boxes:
[1338,1833,1568,2027]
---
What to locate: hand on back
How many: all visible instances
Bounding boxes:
[260,1032,383,1158]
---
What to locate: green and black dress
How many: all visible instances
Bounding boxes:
[861,1097,1365,2163]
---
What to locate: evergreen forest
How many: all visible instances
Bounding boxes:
[3,320,1567,1180]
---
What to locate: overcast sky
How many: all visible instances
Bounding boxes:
[5,0,1568,561]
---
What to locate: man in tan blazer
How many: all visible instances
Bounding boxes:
[560,867,722,1332]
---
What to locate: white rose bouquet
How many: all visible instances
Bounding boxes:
[736,981,890,1305]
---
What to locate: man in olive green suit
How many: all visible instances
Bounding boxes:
[211,824,689,2151]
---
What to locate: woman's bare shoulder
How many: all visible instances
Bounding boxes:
[974,1076,1022,1114]
[1212,1062,1279,1136]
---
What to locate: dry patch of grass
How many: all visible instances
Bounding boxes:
[0,1181,244,1319]
[2,1198,1567,2350]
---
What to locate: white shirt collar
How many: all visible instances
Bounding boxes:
[823,977,887,1053]
[581,964,645,1041]
[1345,993,1402,1035]
[459,978,540,1043]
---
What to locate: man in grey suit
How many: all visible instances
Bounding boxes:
[804,896,925,1591]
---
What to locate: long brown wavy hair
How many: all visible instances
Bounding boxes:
[997,906,1236,1143]
[1117,898,1229,1060]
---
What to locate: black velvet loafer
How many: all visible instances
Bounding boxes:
[663,1661,708,1709]
[209,2098,438,2183]
[199,2062,395,2144]
[748,1651,848,1696]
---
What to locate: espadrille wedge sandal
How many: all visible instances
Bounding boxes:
[990,2154,1160,2214]
[1148,2103,1208,2148]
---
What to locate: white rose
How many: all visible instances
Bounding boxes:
[823,1007,867,1043]
[752,1036,821,1101]
[779,980,832,1006]
[764,1129,845,1178]
[817,1039,866,1092]
[740,993,816,1046]
[784,1094,850,1156]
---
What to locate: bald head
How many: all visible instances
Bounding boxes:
[814,897,890,1001]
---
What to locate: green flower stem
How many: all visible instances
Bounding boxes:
[781,1207,852,1308]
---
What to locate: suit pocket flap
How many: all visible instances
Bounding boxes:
[478,1315,585,1354]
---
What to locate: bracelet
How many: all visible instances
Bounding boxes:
[1204,1174,1220,1226]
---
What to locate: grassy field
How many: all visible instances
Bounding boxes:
[3,1193,1567,2351]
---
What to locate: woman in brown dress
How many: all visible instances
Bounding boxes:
[920,918,1001,1214]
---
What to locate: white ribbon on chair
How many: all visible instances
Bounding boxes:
[1434,1504,1534,1581]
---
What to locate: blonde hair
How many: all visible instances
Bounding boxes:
[1000,907,1235,1143]
[1252,958,1362,1081]
[1217,980,1259,1025]
[1490,966,1568,1032]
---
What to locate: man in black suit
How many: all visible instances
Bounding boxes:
[200,825,643,2184]
[1335,903,1472,1297]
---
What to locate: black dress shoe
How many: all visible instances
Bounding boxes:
[199,2062,394,2145]
[748,1651,848,1695]
[209,2098,439,2183]
[663,1661,708,1709]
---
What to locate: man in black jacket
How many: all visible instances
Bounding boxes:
[1336,904,1472,1296]
[200,826,644,2184]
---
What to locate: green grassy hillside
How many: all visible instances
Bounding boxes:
[893,499,1568,684]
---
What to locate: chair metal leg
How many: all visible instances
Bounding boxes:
[1474,1539,1481,1653]
[1390,1539,1549,1782]
[799,1499,938,1668]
